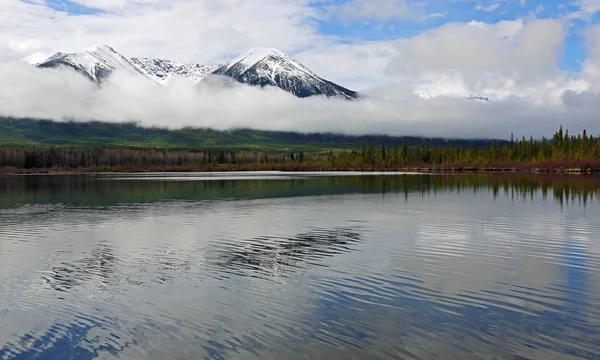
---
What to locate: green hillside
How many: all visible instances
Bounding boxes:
[0,117,498,152]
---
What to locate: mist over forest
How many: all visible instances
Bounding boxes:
[1,62,598,140]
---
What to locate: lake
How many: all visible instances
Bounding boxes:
[0,172,599,359]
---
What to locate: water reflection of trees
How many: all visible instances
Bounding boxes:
[1,174,599,209]
[209,227,363,281]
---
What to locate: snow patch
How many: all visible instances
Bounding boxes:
[211,47,359,99]
[37,44,146,82]
[224,47,283,73]
[131,57,219,84]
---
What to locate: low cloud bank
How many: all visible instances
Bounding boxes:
[0,63,596,140]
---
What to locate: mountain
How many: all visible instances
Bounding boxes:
[210,48,360,99]
[36,45,147,83]
[130,57,219,84]
[36,45,359,99]
[468,94,489,102]
[415,92,491,102]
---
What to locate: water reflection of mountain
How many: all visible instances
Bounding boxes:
[208,227,363,281]
[42,244,117,293]
[8,226,365,360]
[1,173,599,209]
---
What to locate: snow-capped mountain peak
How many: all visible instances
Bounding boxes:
[35,44,360,99]
[468,94,489,102]
[85,44,115,53]
[212,47,359,99]
[40,52,66,64]
[222,47,305,74]
[414,92,491,102]
[36,44,146,83]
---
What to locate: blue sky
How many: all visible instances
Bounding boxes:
[313,0,598,73]
[33,0,103,15]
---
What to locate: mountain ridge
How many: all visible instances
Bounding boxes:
[211,47,360,99]
[36,45,359,99]
[129,57,220,84]
[36,45,148,83]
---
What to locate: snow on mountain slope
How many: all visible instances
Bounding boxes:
[35,45,360,99]
[36,45,147,83]
[130,57,219,84]
[211,47,360,99]
[221,48,287,75]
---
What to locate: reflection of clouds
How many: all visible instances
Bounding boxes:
[0,197,370,359]
[1,176,600,359]
[417,221,469,257]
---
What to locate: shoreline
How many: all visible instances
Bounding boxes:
[1,164,598,175]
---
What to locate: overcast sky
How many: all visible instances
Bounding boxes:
[2,0,600,138]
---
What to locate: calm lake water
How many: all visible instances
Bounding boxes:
[1,172,599,360]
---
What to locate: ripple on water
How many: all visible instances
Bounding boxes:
[1,174,600,359]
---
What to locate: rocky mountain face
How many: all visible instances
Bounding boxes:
[210,48,360,99]
[129,57,219,84]
[36,45,360,99]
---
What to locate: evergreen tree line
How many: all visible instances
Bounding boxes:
[0,148,315,169]
[332,126,600,167]
[1,126,599,170]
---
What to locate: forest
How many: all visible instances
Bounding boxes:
[0,126,599,173]
[0,117,494,151]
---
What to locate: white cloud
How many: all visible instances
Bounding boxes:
[581,23,600,81]
[576,0,600,14]
[328,0,424,23]
[370,18,579,103]
[1,62,600,140]
[386,19,564,76]
[295,41,402,91]
[476,3,501,12]
[0,0,324,64]
[68,0,161,11]
[421,12,447,21]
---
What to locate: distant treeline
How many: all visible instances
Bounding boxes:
[338,126,600,167]
[0,117,496,151]
[0,126,599,171]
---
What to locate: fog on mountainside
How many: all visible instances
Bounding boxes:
[2,45,599,139]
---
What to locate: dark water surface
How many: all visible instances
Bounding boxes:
[1,172,599,359]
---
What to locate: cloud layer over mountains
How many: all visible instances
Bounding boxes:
[0,59,598,140]
[3,0,600,139]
